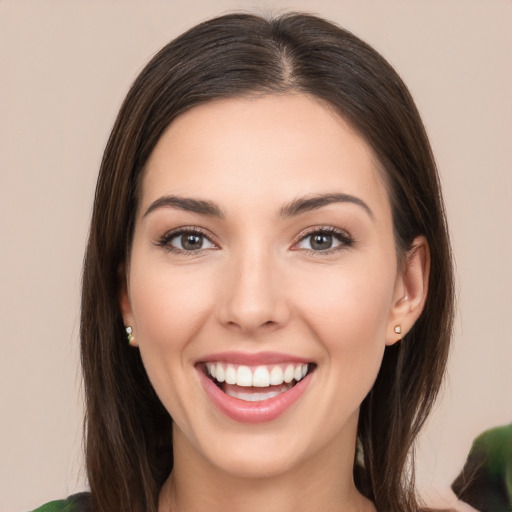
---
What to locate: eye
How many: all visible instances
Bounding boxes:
[294,228,352,253]
[158,229,216,253]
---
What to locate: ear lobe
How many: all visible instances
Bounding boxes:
[386,236,430,346]
[118,265,137,346]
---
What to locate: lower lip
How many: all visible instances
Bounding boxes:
[198,369,313,423]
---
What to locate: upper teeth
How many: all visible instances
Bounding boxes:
[206,362,309,387]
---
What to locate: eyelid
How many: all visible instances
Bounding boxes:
[291,226,353,254]
[156,225,219,253]
[155,224,352,255]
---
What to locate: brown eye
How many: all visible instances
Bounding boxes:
[310,233,334,250]
[180,233,204,250]
[165,230,216,252]
[295,228,352,253]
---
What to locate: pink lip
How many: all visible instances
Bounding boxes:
[198,366,313,424]
[197,351,310,365]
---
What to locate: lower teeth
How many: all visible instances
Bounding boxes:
[222,383,294,402]
[225,389,283,402]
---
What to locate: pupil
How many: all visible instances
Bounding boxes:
[182,233,202,250]
[311,234,332,250]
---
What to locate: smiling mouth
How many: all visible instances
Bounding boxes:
[202,362,316,402]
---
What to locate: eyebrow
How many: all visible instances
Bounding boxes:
[143,192,373,220]
[143,195,224,218]
[280,193,374,219]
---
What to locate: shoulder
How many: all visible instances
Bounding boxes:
[30,493,93,512]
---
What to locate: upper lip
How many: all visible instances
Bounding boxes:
[197,351,311,366]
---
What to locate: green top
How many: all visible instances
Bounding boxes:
[452,423,512,511]
[30,493,91,512]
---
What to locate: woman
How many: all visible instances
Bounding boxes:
[34,12,454,512]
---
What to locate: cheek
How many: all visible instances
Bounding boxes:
[293,260,395,368]
[127,261,218,419]
[127,259,218,411]
[283,260,396,442]
[129,262,215,348]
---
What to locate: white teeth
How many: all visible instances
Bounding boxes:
[215,363,225,383]
[252,366,270,387]
[283,365,295,383]
[269,366,283,385]
[206,362,310,388]
[225,388,284,402]
[225,364,237,385]
[236,366,253,387]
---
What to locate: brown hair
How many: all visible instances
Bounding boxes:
[81,12,454,512]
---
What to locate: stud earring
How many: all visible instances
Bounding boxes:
[126,326,135,346]
[394,325,402,335]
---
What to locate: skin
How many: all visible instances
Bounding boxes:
[120,94,429,512]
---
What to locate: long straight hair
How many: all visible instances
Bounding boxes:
[81,12,454,512]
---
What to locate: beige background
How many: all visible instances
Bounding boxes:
[1,1,511,510]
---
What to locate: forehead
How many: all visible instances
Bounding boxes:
[141,94,389,216]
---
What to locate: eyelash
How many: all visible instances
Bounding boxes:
[156,226,353,255]
[156,226,218,254]
[292,226,354,256]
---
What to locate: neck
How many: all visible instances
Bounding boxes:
[158,417,375,512]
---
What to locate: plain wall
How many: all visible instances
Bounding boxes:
[1,1,511,510]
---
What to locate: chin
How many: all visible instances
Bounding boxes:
[204,441,309,480]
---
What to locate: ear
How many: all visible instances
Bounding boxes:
[119,265,138,347]
[386,236,430,346]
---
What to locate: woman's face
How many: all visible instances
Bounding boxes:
[121,94,425,479]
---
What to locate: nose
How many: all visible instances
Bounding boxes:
[216,247,290,334]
